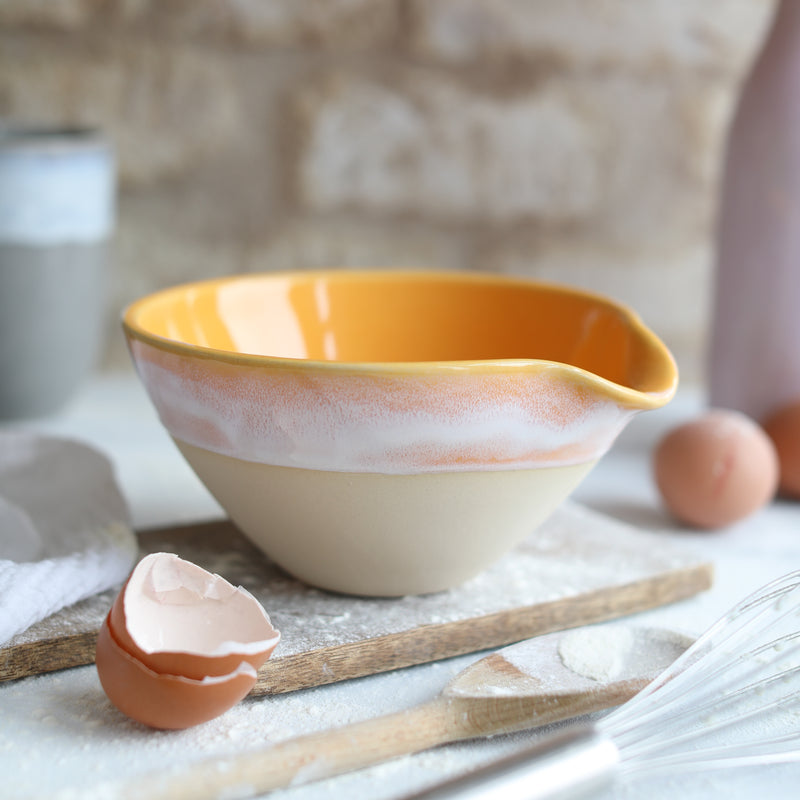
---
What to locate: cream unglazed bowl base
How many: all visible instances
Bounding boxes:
[175,439,596,596]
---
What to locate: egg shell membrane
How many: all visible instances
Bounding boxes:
[96,613,259,730]
[109,553,280,680]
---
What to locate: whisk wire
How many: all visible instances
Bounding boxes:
[598,569,800,774]
[603,570,800,735]
[610,643,800,754]
[618,673,800,763]
[621,730,800,778]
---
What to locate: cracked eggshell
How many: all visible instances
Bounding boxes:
[97,552,280,729]
[96,613,260,729]
[107,552,280,680]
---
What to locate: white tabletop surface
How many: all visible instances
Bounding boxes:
[2,371,800,800]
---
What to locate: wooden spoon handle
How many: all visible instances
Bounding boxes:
[107,685,636,799]
[124,697,461,800]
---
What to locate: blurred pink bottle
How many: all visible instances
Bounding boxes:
[709,0,800,422]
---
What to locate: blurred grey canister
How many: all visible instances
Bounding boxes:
[0,127,115,418]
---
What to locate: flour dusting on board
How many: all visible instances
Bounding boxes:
[1,503,708,690]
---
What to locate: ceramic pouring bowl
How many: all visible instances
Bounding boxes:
[123,270,678,596]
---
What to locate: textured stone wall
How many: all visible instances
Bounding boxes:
[0,0,775,383]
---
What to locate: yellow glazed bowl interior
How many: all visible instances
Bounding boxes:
[123,270,678,596]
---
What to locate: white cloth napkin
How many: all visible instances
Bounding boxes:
[0,431,138,645]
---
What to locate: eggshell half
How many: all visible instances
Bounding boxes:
[96,552,281,729]
[653,409,779,529]
[108,552,280,680]
[96,613,259,730]
[762,400,800,498]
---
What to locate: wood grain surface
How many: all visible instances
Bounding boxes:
[0,504,713,694]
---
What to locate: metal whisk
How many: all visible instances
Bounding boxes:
[406,570,800,800]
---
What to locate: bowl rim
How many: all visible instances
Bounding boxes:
[122,269,678,408]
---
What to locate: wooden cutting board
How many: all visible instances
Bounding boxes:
[0,503,712,695]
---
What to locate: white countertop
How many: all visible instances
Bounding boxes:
[2,371,800,800]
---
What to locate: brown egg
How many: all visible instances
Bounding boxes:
[762,399,800,498]
[653,409,779,529]
[96,552,280,729]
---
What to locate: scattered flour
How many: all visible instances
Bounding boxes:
[4,502,705,661]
